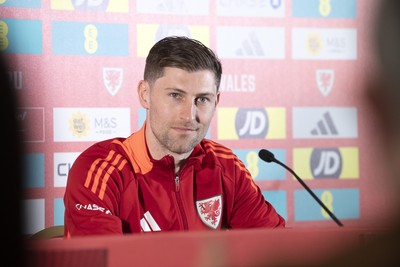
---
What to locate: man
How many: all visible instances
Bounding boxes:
[64,36,285,236]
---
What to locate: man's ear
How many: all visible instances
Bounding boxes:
[138,80,150,109]
[215,92,220,107]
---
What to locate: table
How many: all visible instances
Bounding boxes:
[25,227,382,267]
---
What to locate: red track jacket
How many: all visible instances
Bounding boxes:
[64,122,285,236]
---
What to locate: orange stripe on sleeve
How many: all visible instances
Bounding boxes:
[110,153,122,167]
[204,140,258,191]
[84,158,102,188]
[98,165,115,200]
[98,158,127,200]
[117,159,128,171]
[91,161,110,194]
[112,139,141,173]
[203,140,232,154]
[86,151,115,193]
[234,158,258,191]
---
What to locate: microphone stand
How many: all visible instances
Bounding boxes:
[259,149,344,227]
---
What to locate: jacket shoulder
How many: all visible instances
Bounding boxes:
[71,137,131,175]
[200,139,239,165]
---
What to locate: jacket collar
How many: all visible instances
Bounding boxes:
[124,120,206,174]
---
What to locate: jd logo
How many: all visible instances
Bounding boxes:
[310,148,342,178]
[235,108,268,139]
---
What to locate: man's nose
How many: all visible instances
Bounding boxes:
[180,100,196,122]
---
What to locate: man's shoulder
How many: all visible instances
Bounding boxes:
[201,138,232,150]
[200,138,236,161]
[77,137,130,161]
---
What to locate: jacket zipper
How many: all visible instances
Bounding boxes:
[174,174,188,230]
[175,175,180,192]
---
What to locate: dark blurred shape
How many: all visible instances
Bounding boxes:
[26,248,107,267]
[0,52,25,267]
[254,0,400,266]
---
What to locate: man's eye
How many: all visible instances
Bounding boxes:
[196,97,209,103]
[170,93,180,98]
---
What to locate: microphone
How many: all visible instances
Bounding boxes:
[258,149,344,227]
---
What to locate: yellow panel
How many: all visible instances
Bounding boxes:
[339,147,359,179]
[217,108,238,140]
[266,107,286,139]
[137,24,159,57]
[107,0,129,12]
[51,0,74,10]
[136,24,210,57]
[293,148,313,180]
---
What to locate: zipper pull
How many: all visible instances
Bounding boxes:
[175,175,180,192]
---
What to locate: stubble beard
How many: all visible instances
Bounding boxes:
[157,129,204,155]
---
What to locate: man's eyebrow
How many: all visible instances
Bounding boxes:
[165,88,216,97]
[196,92,216,98]
[165,87,185,93]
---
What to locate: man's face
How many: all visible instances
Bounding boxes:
[140,67,219,158]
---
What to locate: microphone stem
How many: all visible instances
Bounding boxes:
[275,160,344,227]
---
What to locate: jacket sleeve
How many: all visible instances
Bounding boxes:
[229,156,286,229]
[63,148,126,237]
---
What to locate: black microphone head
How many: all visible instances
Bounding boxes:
[258,149,276,163]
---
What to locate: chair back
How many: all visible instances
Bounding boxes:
[30,225,64,240]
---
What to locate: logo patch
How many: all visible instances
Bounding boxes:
[103,67,123,96]
[69,112,90,138]
[196,195,222,229]
[316,69,334,97]
[306,32,323,56]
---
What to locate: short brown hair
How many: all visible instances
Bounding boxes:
[144,36,222,91]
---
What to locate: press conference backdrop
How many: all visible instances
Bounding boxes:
[0,0,392,235]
